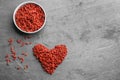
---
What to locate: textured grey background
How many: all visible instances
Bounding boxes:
[1,0,120,80]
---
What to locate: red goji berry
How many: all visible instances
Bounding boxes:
[20,42,25,47]
[21,52,28,56]
[24,64,28,70]
[8,38,14,45]
[5,54,10,58]
[16,66,21,70]
[16,39,22,44]
[24,42,32,45]
[24,35,32,39]
[18,56,24,63]
[6,59,11,65]
[10,46,15,52]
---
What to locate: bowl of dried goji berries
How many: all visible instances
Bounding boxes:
[13,1,46,34]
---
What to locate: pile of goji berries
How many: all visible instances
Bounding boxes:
[15,3,45,32]
[33,44,67,74]
[5,36,32,71]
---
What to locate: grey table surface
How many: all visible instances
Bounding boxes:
[1,0,120,80]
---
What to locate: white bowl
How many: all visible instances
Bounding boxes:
[13,1,46,34]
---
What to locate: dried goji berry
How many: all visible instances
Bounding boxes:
[8,38,14,45]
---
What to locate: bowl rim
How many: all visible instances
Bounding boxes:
[13,1,46,34]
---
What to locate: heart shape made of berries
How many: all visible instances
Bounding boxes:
[33,44,67,74]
